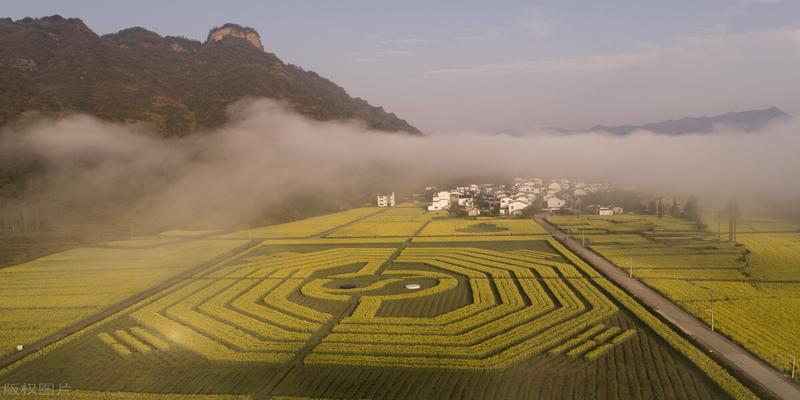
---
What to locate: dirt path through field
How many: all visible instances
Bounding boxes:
[0,239,262,370]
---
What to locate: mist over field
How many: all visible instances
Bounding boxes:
[1,98,798,230]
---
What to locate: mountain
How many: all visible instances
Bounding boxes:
[496,107,791,137]
[588,107,790,135]
[0,15,421,135]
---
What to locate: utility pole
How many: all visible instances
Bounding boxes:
[629,257,633,278]
[708,290,715,332]
[791,355,796,379]
[581,228,585,247]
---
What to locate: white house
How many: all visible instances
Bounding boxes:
[548,182,561,192]
[433,191,451,202]
[547,197,566,210]
[598,207,614,216]
[376,192,396,207]
[499,197,513,209]
[428,191,452,211]
[612,206,624,215]
[427,199,450,211]
[466,207,481,217]
[508,201,529,216]
[457,196,474,208]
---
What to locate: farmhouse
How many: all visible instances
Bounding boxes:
[457,195,474,208]
[428,191,452,211]
[508,201,529,216]
[598,207,614,216]
[376,192,396,207]
[547,197,566,211]
[427,199,449,211]
[518,184,536,193]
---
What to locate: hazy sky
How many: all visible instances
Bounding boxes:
[4,0,800,133]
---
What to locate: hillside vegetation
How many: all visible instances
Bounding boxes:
[0,16,420,136]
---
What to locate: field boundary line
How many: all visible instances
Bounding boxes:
[316,207,390,239]
[0,239,263,371]
[536,215,799,400]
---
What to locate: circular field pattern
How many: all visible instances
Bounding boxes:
[123,246,631,369]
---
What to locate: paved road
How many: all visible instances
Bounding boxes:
[535,215,800,400]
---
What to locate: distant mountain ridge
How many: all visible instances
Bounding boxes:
[589,107,790,135]
[0,15,421,135]
[497,107,791,137]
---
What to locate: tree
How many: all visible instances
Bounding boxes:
[657,199,664,218]
[683,196,699,221]
[519,205,540,219]
[450,203,467,217]
[670,200,681,218]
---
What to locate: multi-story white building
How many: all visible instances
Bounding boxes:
[428,191,451,211]
[377,192,396,207]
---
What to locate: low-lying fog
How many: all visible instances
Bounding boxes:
[1,98,798,230]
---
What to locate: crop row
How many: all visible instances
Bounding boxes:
[209,248,395,279]
[129,280,298,363]
[418,219,548,236]
[566,214,800,377]
[307,280,617,369]
[546,238,757,400]
[122,247,410,363]
[311,247,619,367]
[216,207,382,239]
[97,332,132,358]
[681,296,800,375]
[411,235,549,243]
[0,238,250,358]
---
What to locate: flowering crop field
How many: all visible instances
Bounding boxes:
[217,207,382,239]
[0,209,756,399]
[326,206,433,238]
[419,218,548,236]
[550,214,800,381]
[549,214,699,234]
[0,239,250,359]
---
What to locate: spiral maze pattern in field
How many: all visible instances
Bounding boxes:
[98,247,636,369]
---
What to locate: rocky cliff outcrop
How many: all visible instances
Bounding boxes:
[207,23,263,51]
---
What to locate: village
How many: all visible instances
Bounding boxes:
[378,178,630,217]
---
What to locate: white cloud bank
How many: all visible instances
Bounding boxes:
[2,99,798,229]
